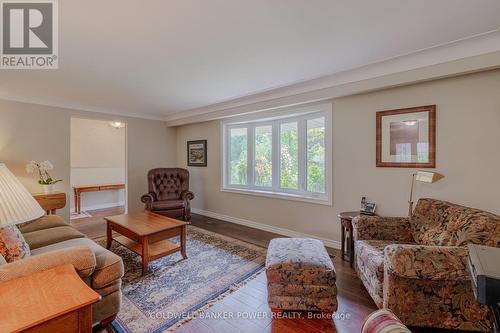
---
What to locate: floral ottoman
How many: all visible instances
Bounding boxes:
[265,238,337,312]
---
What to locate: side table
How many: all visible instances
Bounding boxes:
[338,211,360,267]
[0,264,101,333]
[32,192,66,215]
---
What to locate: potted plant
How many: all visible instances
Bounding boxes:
[26,160,62,193]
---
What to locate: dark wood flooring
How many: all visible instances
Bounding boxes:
[75,209,458,333]
[70,206,125,239]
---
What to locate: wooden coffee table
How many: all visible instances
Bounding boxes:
[105,211,188,276]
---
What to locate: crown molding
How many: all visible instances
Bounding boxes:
[165,29,500,127]
[0,95,166,122]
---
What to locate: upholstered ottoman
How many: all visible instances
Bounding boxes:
[265,238,337,312]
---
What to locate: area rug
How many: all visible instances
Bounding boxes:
[99,226,266,333]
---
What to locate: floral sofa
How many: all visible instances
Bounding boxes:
[352,198,500,332]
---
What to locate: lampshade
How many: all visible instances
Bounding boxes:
[415,171,445,184]
[0,163,45,226]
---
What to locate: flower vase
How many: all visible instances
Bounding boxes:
[42,184,54,194]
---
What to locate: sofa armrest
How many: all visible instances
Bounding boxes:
[141,192,157,210]
[384,244,470,280]
[180,190,194,201]
[0,246,96,282]
[352,215,413,242]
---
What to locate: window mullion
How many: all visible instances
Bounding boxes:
[225,125,229,187]
[247,125,255,188]
[298,119,306,193]
[272,121,280,191]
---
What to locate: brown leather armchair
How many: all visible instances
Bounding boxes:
[141,168,194,221]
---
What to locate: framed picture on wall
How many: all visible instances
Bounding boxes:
[187,140,207,167]
[376,105,436,168]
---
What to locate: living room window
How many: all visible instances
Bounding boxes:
[222,104,332,205]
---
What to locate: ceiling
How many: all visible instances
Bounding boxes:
[1,0,500,120]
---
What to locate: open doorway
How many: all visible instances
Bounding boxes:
[70,117,127,239]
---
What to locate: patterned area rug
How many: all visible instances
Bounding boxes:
[98,226,266,333]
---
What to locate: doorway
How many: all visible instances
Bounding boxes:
[70,118,127,238]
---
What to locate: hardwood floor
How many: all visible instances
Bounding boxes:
[177,214,374,333]
[77,209,457,333]
[71,206,125,239]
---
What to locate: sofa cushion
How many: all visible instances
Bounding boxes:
[152,199,185,210]
[0,246,95,282]
[0,225,30,262]
[355,240,416,308]
[23,226,85,250]
[18,215,68,234]
[31,238,124,289]
[94,279,121,298]
[355,240,387,307]
[412,198,500,247]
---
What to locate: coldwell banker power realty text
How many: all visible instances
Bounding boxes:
[1,0,58,69]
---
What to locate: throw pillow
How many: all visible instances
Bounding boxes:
[0,254,6,265]
[0,225,31,262]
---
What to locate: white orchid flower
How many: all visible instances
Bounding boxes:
[40,160,54,171]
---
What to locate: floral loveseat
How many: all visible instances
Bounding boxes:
[352,198,500,332]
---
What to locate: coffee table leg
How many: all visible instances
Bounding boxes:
[106,222,112,250]
[141,237,149,276]
[181,226,187,259]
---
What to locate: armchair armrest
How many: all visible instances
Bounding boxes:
[384,244,469,280]
[0,246,96,282]
[352,215,413,242]
[141,192,157,210]
[180,190,194,201]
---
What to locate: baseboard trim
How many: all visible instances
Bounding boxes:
[70,201,125,212]
[191,208,341,249]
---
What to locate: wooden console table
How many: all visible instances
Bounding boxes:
[0,264,100,333]
[73,183,125,214]
[33,192,66,215]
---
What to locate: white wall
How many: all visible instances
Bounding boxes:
[0,100,177,220]
[175,69,500,247]
[70,118,126,211]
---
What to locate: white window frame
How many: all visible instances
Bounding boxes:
[221,103,332,206]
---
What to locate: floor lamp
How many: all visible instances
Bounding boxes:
[0,163,45,227]
[408,171,444,218]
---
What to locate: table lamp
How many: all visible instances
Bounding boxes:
[0,163,45,226]
[408,171,444,217]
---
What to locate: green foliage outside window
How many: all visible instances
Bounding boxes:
[230,129,247,185]
[228,116,326,194]
[255,126,272,187]
[280,123,298,189]
[306,119,326,193]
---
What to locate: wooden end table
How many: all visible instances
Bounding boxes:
[105,211,188,276]
[338,211,360,267]
[0,264,101,333]
[32,192,66,215]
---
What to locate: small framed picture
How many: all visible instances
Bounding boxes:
[361,203,377,216]
[376,105,436,168]
[187,140,207,167]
